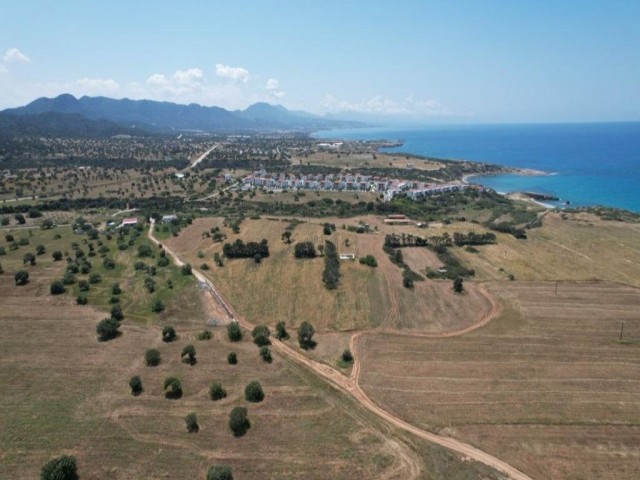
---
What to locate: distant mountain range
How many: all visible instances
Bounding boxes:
[0,94,362,137]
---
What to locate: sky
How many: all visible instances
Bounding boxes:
[0,0,639,123]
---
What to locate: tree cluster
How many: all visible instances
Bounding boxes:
[452,231,497,246]
[222,239,269,260]
[297,321,316,350]
[322,240,340,290]
[294,241,316,259]
[359,255,377,267]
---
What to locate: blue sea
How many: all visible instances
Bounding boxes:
[313,123,640,212]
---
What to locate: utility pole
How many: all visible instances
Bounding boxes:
[619,322,624,342]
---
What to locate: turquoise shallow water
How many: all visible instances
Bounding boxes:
[313,123,640,212]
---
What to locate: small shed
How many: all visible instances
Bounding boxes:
[339,253,356,261]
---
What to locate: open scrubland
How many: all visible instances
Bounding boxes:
[0,167,209,202]
[164,216,491,335]
[3,167,640,480]
[456,211,640,287]
[0,246,503,479]
[357,281,640,480]
[292,150,445,171]
[160,210,640,479]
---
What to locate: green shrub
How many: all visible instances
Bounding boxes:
[129,375,143,396]
[145,348,161,366]
[251,325,271,346]
[228,406,250,436]
[359,255,378,267]
[259,346,272,363]
[151,298,165,313]
[244,381,264,403]
[162,325,176,342]
[209,382,227,401]
[227,322,242,342]
[14,270,29,285]
[341,349,354,363]
[207,465,233,480]
[96,318,120,341]
[50,280,66,295]
[163,376,182,399]
[40,455,78,480]
[185,412,199,433]
[198,330,212,340]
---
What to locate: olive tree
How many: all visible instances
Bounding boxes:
[181,344,197,365]
[207,465,233,480]
[162,325,177,342]
[209,382,227,401]
[40,455,78,480]
[50,280,66,295]
[275,320,289,340]
[129,375,143,396]
[244,381,264,403]
[228,406,250,437]
[185,412,199,433]
[227,352,238,365]
[226,322,242,342]
[251,325,271,346]
[96,318,120,341]
[163,376,182,399]
[145,348,161,366]
[297,321,316,350]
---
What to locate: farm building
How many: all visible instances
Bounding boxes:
[162,214,178,224]
[384,214,411,225]
[339,253,356,261]
[120,217,138,227]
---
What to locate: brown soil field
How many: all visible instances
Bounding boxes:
[0,274,502,480]
[358,281,640,480]
[164,217,490,333]
[456,212,640,286]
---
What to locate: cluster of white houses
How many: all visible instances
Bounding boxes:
[241,170,468,202]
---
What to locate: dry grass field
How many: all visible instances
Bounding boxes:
[291,151,444,171]
[164,216,490,334]
[0,273,505,479]
[358,281,640,480]
[456,212,640,287]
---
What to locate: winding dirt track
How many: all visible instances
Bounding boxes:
[148,223,533,480]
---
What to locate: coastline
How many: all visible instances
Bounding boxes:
[462,167,550,185]
[463,169,556,209]
[312,125,640,213]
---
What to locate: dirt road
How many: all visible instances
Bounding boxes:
[186,144,218,170]
[149,223,533,480]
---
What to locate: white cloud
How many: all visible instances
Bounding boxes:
[75,78,121,95]
[265,78,285,100]
[215,63,250,83]
[173,68,204,84]
[143,68,205,99]
[321,93,460,117]
[146,73,168,86]
[3,48,30,64]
